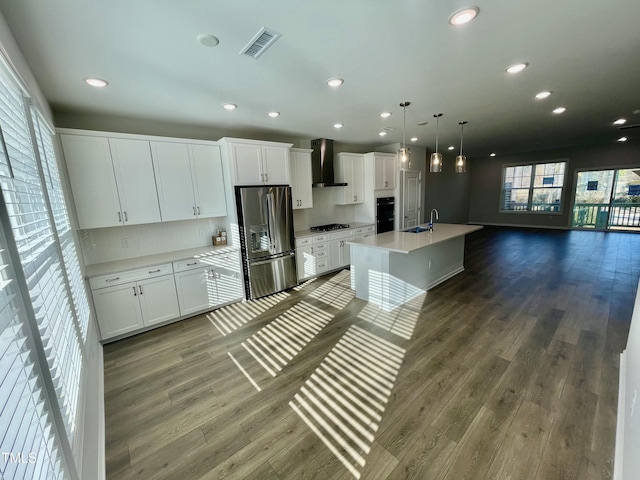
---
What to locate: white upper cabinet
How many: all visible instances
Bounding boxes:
[371,152,397,190]
[290,148,313,209]
[335,153,364,205]
[109,138,162,224]
[61,134,160,229]
[220,138,292,185]
[151,142,227,222]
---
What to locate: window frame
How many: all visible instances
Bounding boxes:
[500,159,568,214]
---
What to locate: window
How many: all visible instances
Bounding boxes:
[0,57,89,478]
[501,161,566,212]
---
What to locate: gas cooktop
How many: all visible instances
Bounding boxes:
[310,223,351,232]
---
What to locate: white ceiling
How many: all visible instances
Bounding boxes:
[1,0,640,157]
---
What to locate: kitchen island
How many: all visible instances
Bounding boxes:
[348,223,482,311]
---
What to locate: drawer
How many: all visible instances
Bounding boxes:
[312,234,327,243]
[313,242,327,252]
[315,250,328,259]
[327,229,354,241]
[173,258,209,273]
[365,225,375,233]
[296,237,312,248]
[316,259,329,272]
[89,263,172,290]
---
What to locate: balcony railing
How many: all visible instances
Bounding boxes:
[572,203,640,229]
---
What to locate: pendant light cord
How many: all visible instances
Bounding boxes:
[402,104,406,151]
[435,115,439,153]
[459,122,464,155]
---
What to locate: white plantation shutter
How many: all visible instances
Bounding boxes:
[0,225,68,479]
[31,110,90,342]
[0,57,87,479]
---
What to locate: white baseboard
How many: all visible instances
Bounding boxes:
[614,350,626,480]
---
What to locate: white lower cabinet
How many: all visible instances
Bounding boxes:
[296,235,328,281]
[91,266,179,340]
[173,252,243,316]
[89,250,243,341]
[295,226,374,281]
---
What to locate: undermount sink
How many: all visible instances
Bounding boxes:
[403,226,428,233]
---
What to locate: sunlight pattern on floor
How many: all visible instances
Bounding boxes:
[207,291,290,336]
[308,269,355,309]
[357,292,426,340]
[289,325,405,479]
[242,301,334,377]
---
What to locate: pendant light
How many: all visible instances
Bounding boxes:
[456,121,468,173]
[398,101,411,169]
[430,113,443,172]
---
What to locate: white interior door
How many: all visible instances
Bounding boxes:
[402,170,421,228]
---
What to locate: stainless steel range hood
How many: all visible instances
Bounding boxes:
[311,138,347,187]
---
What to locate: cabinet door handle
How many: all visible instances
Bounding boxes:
[117,211,122,223]
[261,173,264,182]
[193,206,196,216]
[265,173,269,182]
[123,211,128,222]
[133,286,137,296]
[106,276,120,282]
[197,206,201,215]
[385,181,388,187]
[311,247,314,254]
[139,285,143,295]
[148,269,161,274]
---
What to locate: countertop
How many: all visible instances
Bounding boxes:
[85,245,239,278]
[347,223,483,254]
[295,222,375,239]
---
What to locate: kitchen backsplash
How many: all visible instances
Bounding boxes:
[293,187,356,231]
[79,217,227,265]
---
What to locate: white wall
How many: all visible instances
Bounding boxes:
[79,216,228,265]
[618,280,640,479]
[293,187,357,231]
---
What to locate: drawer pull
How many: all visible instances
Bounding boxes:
[148,269,161,274]
[186,262,198,266]
[106,277,120,282]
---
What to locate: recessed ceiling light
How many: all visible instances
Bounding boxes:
[506,63,528,74]
[618,136,628,142]
[84,77,109,88]
[326,78,344,88]
[197,34,220,47]
[448,145,455,150]
[222,103,237,110]
[535,91,552,99]
[267,111,280,118]
[552,107,566,114]
[333,123,343,129]
[379,131,387,136]
[449,6,479,26]
[613,118,627,125]
[380,112,392,118]
[490,153,496,157]
[411,137,418,142]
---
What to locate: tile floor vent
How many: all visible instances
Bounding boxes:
[240,27,282,59]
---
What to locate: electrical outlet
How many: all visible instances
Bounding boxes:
[121,237,130,248]
[428,260,432,269]
[199,228,207,238]
[632,389,637,418]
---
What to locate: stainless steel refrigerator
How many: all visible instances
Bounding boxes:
[235,186,297,299]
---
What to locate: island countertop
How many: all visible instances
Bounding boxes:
[347,223,483,254]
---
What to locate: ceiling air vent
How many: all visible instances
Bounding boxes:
[240,27,282,59]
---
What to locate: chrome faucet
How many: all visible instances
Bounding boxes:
[429,209,439,231]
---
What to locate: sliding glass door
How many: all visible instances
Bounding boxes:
[572,168,640,230]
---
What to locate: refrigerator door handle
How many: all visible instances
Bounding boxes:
[251,251,295,266]
[266,191,277,253]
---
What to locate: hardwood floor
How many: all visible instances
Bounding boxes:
[104,226,640,479]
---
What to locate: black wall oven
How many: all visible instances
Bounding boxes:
[376,197,395,233]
